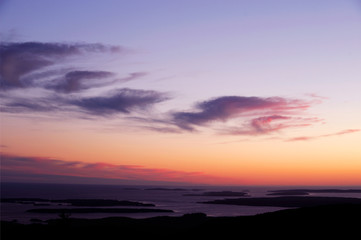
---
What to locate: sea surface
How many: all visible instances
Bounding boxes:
[1,182,361,224]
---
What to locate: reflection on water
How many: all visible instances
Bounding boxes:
[1,183,360,223]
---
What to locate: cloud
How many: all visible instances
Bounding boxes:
[287,136,314,141]
[1,88,169,117]
[221,115,318,136]
[119,72,147,82]
[0,89,74,114]
[171,96,312,132]
[224,115,292,135]
[0,153,228,184]
[120,95,320,136]
[45,71,147,93]
[69,88,169,115]
[287,129,360,142]
[0,41,168,119]
[1,94,64,113]
[250,115,291,133]
[325,129,360,136]
[46,70,115,93]
[0,41,322,137]
[0,41,121,90]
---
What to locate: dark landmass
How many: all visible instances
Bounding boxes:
[55,199,154,207]
[144,187,188,191]
[1,198,154,207]
[2,204,361,239]
[27,208,173,214]
[122,187,140,190]
[1,198,49,204]
[184,191,249,197]
[267,188,361,196]
[267,190,310,196]
[200,196,361,207]
[144,187,203,191]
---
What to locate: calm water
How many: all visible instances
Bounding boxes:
[1,182,361,223]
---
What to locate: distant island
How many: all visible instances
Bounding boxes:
[144,188,202,191]
[27,208,173,214]
[184,191,249,197]
[267,189,361,196]
[2,204,361,239]
[200,196,361,207]
[1,198,154,207]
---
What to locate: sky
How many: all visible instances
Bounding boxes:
[1,0,361,186]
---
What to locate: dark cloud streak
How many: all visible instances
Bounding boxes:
[0,41,168,119]
[171,96,311,132]
[1,88,169,117]
[0,41,323,137]
[69,88,169,115]
[0,41,121,90]
[0,94,65,113]
[47,70,115,93]
[46,71,147,93]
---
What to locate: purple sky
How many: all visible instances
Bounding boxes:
[1,0,361,185]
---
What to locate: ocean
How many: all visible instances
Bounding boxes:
[1,182,361,224]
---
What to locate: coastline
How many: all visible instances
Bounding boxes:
[2,183,361,224]
[2,204,361,239]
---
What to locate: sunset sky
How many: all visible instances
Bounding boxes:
[1,0,361,186]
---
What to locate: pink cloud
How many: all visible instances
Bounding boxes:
[324,129,360,137]
[0,153,229,184]
[287,136,315,142]
[171,96,314,133]
[250,115,291,133]
[222,115,320,136]
[287,129,360,142]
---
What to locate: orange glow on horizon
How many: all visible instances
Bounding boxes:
[1,116,360,186]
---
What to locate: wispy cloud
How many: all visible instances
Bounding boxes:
[223,116,320,136]
[1,88,169,117]
[167,96,316,135]
[0,153,229,184]
[0,42,121,90]
[118,72,147,82]
[69,88,169,115]
[46,70,115,93]
[287,129,360,142]
[45,71,147,93]
[0,41,167,118]
[1,94,65,113]
[0,41,326,138]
